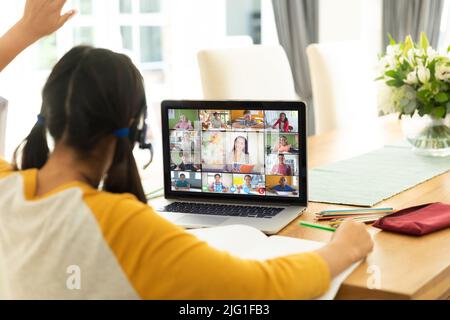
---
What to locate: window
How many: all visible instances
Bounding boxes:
[74,0,93,15]
[74,26,95,45]
[140,26,162,63]
[117,0,165,67]
[120,26,134,50]
[36,35,57,70]
[32,1,165,69]
[226,0,262,44]
[140,0,161,13]
[119,0,132,14]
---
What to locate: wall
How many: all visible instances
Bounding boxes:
[165,0,227,99]
[319,0,382,56]
[226,0,261,42]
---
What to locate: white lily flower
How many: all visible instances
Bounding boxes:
[405,70,419,85]
[379,54,397,70]
[435,63,450,81]
[417,64,431,83]
[387,44,401,57]
[426,47,438,61]
[414,48,425,57]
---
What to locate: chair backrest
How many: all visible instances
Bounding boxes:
[197,45,299,100]
[0,97,8,157]
[306,42,378,134]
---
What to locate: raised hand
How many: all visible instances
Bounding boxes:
[20,0,76,39]
[0,0,76,71]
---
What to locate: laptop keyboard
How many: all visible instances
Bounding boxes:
[160,202,284,219]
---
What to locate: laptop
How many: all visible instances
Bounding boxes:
[156,100,308,234]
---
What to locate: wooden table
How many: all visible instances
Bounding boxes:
[282,115,450,300]
[144,114,450,300]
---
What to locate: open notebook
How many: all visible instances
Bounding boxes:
[188,225,359,300]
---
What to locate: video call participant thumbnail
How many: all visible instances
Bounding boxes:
[169,131,201,171]
[168,109,198,131]
[224,135,250,172]
[271,112,292,132]
[173,115,193,130]
[200,110,231,130]
[265,110,299,133]
[231,110,265,130]
[203,173,233,193]
[270,154,293,176]
[175,174,190,190]
[171,172,202,192]
[233,174,266,195]
[266,176,299,197]
[269,134,299,154]
[170,151,201,171]
[201,132,264,174]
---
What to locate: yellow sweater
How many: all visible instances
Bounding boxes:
[0,158,330,299]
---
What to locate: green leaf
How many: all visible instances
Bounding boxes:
[388,33,396,46]
[447,45,450,53]
[417,89,431,103]
[386,79,403,87]
[423,103,433,115]
[418,108,425,117]
[385,70,398,78]
[432,106,446,118]
[420,32,429,50]
[435,92,449,103]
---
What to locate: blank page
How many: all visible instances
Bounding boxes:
[244,235,359,300]
[187,224,267,257]
[188,225,359,300]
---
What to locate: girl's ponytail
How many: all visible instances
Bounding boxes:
[13,117,49,170]
[103,138,147,203]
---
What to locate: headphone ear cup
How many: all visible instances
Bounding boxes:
[126,123,140,146]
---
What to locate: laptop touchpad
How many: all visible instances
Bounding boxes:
[176,216,228,226]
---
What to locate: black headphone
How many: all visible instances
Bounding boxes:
[130,106,153,170]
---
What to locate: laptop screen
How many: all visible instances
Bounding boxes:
[162,101,307,205]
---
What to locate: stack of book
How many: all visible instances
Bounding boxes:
[315,207,394,228]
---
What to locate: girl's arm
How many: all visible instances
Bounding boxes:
[272,119,280,129]
[0,0,75,72]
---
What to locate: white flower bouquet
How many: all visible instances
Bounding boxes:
[378,32,450,119]
[377,33,450,156]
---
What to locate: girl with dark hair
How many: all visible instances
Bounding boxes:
[0,0,374,300]
[272,112,291,132]
[13,45,148,202]
[224,136,250,172]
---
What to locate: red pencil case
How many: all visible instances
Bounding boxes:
[372,203,450,236]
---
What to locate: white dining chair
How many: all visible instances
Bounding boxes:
[0,97,8,157]
[197,45,299,100]
[306,41,379,134]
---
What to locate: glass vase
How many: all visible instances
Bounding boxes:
[401,113,450,157]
